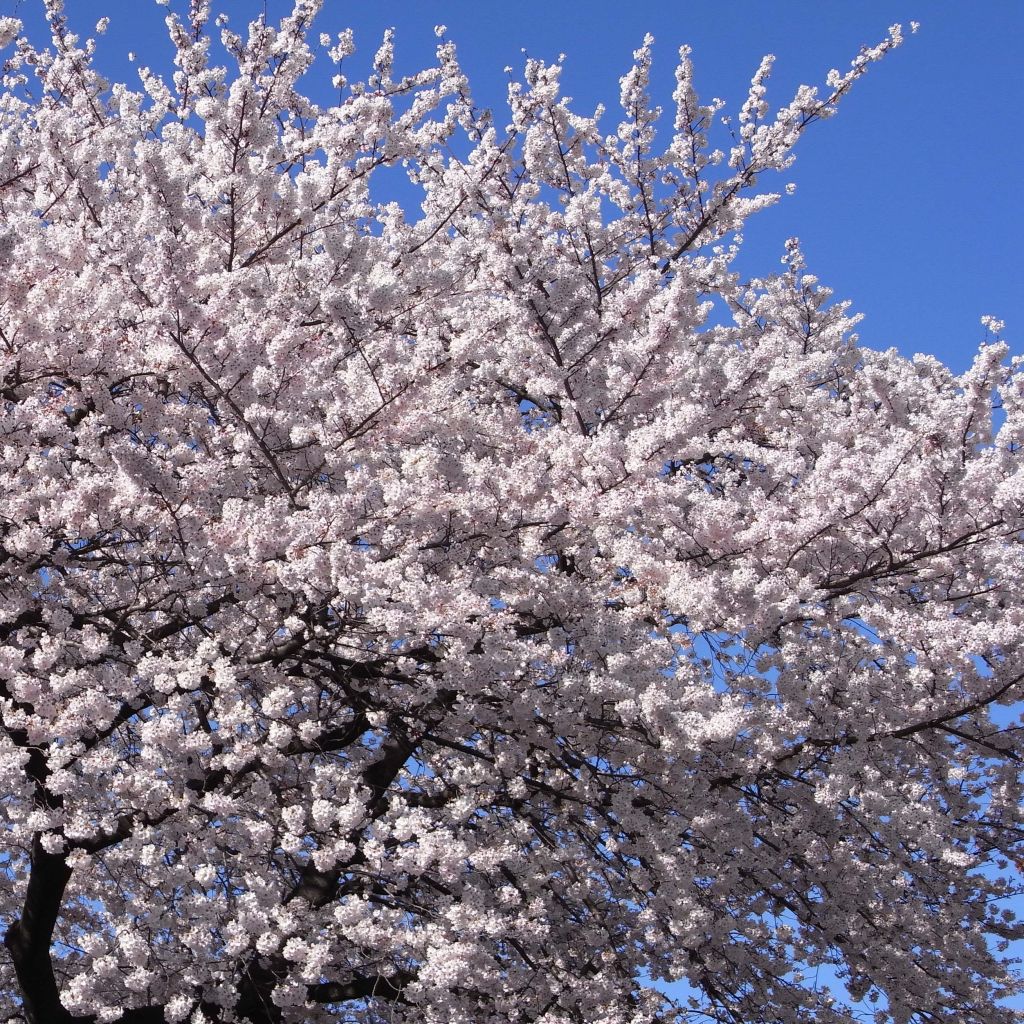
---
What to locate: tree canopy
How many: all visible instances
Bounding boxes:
[0,3,1021,1023]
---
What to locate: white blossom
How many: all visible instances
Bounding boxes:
[0,9,1016,1024]
[0,16,21,48]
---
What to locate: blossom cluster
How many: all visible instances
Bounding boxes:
[0,4,1019,1023]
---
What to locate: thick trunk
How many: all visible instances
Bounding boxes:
[4,838,75,1024]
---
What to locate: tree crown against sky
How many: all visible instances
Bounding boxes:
[10,0,1023,377]
[0,2,1022,1023]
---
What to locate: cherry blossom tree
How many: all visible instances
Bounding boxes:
[0,3,1021,1022]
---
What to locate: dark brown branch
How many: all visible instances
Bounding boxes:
[308,968,415,1004]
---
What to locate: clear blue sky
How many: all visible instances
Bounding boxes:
[9,0,1023,374]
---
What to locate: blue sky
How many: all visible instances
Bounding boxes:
[9,0,1023,374]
